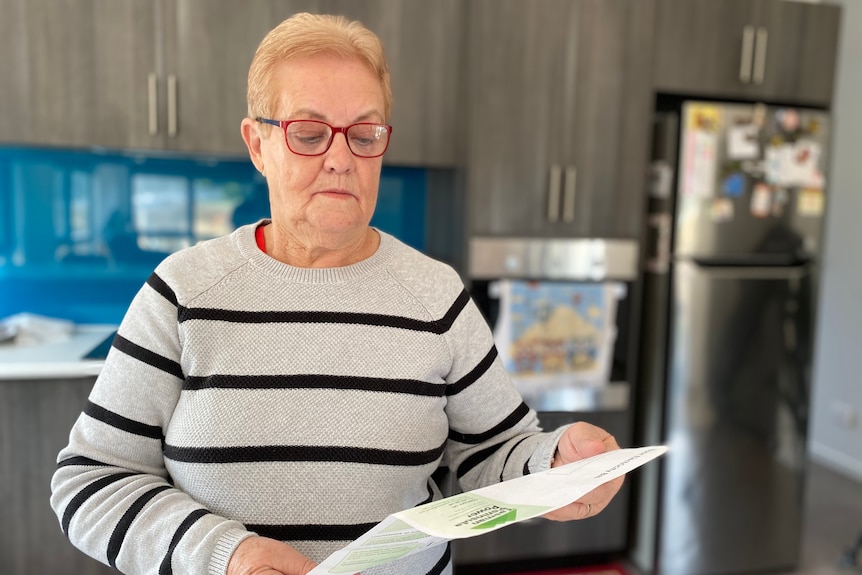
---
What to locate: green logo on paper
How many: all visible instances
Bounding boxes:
[472,507,518,529]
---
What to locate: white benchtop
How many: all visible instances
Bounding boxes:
[0,324,115,380]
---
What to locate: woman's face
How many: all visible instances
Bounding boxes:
[249,54,386,247]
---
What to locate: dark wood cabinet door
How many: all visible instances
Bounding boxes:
[754,0,840,107]
[0,0,161,150]
[654,0,840,107]
[653,0,759,99]
[467,0,582,238]
[467,0,653,239]
[566,0,655,238]
[0,378,118,575]
[163,0,319,156]
[325,0,465,167]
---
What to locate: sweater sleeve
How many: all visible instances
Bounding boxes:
[441,292,569,492]
[49,271,255,575]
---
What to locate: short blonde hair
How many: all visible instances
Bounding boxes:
[247,13,392,122]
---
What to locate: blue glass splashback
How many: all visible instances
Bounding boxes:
[0,147,427,324]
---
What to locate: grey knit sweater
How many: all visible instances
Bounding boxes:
[50,223,567,575]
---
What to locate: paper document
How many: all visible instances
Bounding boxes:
[308,445,667,574]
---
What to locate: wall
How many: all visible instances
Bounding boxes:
[809,0,862,480]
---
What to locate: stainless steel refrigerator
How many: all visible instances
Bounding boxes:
[632,100,829,575]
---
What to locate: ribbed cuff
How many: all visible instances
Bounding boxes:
[209,527,257,575]
[528,423,573,473]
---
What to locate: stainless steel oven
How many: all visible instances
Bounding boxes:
[452,237,641,571]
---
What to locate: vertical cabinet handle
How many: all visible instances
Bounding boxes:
[147,73,159,136]
[753,27,768,85]
[739,26,755,84]
[562,166,577,223]
[547,165,562,222]
[167,74,178,137]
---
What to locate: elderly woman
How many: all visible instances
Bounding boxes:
[50,13,623,575]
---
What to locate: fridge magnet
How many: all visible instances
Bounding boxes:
[792,139,825,188]
[772,188,789,217]
[682,105,721,197]
[750,183,772,218]
[727,123,760,160]
[709,198,735,223]
[688,104,721,132]
[721,172,746,198]
[798,188,825,217]
[776,108,801,134]
[765,140,824,188]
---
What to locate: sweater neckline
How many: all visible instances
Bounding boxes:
[235,220,394,284]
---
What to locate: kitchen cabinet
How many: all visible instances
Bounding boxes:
[321,0,464,167]
[160,0,317,156]
[0,377,116,575]
[166,0,464,163]
[466,0,655,239]
[0,0,160,150]
[0,0,463,165]
[653,0,841,107]
[164,0,464,163]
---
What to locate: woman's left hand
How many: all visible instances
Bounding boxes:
[542,421,625,521]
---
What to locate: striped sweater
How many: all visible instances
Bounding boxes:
[50,223,567,575]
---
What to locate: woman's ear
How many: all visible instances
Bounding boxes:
[241,118,265,175]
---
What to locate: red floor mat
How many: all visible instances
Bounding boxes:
[500,565,627,575]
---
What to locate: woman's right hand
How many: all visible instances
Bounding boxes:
[227,536,318,575]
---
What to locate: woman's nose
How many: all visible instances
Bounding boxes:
[323,132,355,173]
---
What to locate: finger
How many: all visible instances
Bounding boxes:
[556,422,619,465]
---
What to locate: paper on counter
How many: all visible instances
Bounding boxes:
[308,445,668,574]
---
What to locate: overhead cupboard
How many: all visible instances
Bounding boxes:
[464,0,655,240]
[0,0,463,166]
[652,0,841,106]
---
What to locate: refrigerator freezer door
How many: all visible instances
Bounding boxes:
[659,260,815,575]
[673,102,829,262]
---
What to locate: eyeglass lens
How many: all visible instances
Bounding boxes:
[286,121,389,157]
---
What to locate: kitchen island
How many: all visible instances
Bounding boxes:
[0,325,117,575]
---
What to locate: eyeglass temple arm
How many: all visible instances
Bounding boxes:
[256,118,281,127]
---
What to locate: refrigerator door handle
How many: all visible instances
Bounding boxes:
[740,26,756,84]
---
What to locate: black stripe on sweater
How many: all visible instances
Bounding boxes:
[62,472,137,534]
[428,542,451,575]
[446,346,497,397]
[420,481,435,506]
[57,456,109,469]
[177,289,472,335]
[448,402,531,444]
[456,440,510,480]
[159,508,209,575]
[247,522,377,542]
[112,334,184,380]
[84,401,163,440]
[163,441,447,466]
[107,484,172,568]
[147,272,178,307]
[499,435,533,482]
[184,373,446,397]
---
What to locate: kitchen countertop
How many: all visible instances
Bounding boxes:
[0,324,115,380]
